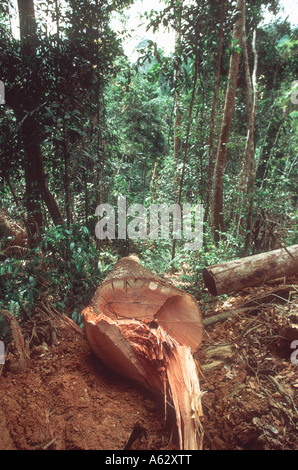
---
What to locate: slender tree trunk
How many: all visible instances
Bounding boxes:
[239,18,254,194]
[17,0,37,51]
[55,0,60,41]
[24,157,44,242]
[16,0,64,228]
[171,47,199,266]
[236,25,258,254]
[234,15,253,238]
[243,29,258,255]
[83,166,89,227]
[4,85,45,242]
[21,115,65,226]
[63,126,72,228]
[98,87,106,205]
[173,1,183,189]
[211,0,244,244]
[204,0,225,223]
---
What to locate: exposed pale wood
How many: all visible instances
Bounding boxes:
[203,245,298,296]
[91,256,203,352]
[83,306,204,450]
[82,255,204,450]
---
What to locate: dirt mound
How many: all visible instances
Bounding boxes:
[0,325,177,450]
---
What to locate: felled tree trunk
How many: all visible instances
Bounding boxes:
[82,255,204,450]
[203,244,298,296]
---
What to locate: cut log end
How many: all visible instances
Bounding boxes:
[82,256,204,450]
[202,267,217,296]
[91,276,203,352]
[203,245,298,297]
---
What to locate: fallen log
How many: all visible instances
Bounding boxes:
[82,255,204,450]
[203,244,298,297]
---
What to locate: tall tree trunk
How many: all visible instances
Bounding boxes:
[211,0,244,244]
[98,86,106,206]
[21,115,65,226]
[95,0,106,207]
[23,138,44,241]
[243,29,258,255]
[63,127,72,228]
[83,166,89,227]
[239,18,255,194]
[17,0,37,52]
[17,0,64,227]
[236,25,258,255]
[204,0,225,223]
[171,37,199,267]
[173,0,183,189]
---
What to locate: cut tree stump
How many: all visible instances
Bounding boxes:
[203,244,298,297]
[82,255,204,450]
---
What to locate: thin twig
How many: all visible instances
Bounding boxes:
[41,438,56,450]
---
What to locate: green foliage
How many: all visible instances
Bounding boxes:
[105,64,172,201]
[0,0,297,323]
[0,223,117,324]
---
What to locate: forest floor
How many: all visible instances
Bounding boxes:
[0,273,297,451]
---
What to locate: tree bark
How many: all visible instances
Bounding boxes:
[203,244,298,296]
[239,24,254,192]
[63,127,72,228]
[82,255,204,450]
[24,156,44,242]
[16,0,64,228]
[17,0,37,51]
[171,18,200,267]
[243,29,258,255]
[204,0,225,223]
[211,0,244,244]
[21,115,65,226]
[173,1,183,180]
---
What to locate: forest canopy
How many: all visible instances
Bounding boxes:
[0,0,297,326]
